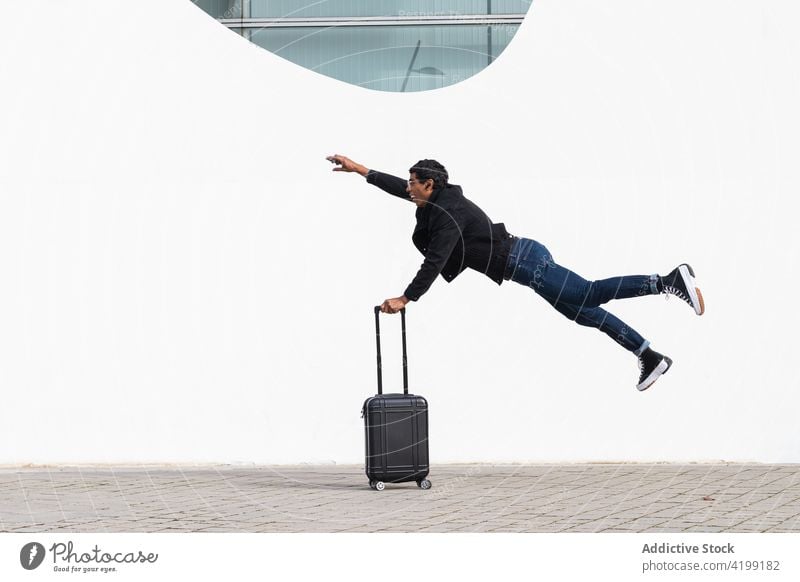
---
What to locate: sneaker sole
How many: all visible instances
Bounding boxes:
[637,356,673,391]
[679,264,704,316]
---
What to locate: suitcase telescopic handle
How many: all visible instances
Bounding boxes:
[373,305,408,395]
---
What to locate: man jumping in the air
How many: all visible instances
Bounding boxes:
[326,154,704,391]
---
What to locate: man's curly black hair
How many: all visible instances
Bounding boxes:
[409,159,448,191]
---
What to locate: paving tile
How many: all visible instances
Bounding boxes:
[1,464,799,533]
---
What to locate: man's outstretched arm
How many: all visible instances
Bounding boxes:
[403,221,461,301]
[326,154,413,314]
[381,212,463,312]
[326,154,410,200]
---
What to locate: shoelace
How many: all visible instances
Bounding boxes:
[663,283,691,305]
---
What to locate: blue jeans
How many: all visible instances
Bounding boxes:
[503,238,658,355]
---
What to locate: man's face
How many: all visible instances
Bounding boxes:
[406,173,434,207]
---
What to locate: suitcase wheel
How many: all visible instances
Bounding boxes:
[417,479,432,490]
[369,480,385,491]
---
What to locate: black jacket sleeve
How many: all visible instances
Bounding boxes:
[365,170,411,200]
[403,211,462,301]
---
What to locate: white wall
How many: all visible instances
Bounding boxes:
[1,0,798,464]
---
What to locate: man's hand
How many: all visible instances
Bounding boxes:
[380,296,409,314]
[326,154,368,177]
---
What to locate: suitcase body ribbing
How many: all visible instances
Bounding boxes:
[362,307,431,491]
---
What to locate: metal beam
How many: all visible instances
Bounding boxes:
[218,14,525,28]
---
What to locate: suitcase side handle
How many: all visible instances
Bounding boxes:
[373,305,408,395]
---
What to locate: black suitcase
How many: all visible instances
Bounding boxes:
[362,306,431,491]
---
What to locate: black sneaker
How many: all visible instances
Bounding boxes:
[662,263,705,315]
[637,348,673,391]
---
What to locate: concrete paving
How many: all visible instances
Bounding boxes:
[1,464,799,533]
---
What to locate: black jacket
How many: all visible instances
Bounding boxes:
[366,170,515,301]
